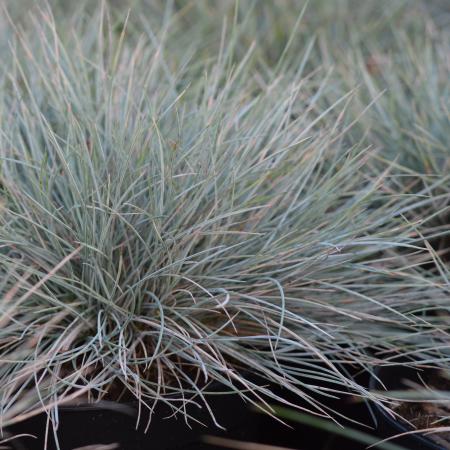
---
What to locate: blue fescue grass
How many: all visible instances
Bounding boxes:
[0,1,449,448]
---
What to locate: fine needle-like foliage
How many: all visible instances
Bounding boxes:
[0,1,449,447]
[334,21,450,261]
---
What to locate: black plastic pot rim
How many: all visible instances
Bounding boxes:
[370,367,445,450]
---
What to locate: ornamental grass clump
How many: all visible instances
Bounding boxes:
[328,18,450,265]
[0,2,449,440]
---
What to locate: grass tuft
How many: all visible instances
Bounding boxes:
[0,1,449,446]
